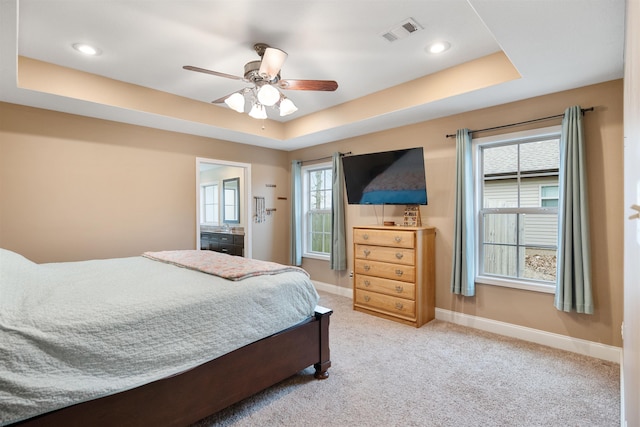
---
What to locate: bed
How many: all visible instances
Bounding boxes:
[0,248,331,426]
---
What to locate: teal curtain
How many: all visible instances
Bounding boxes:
[451,129,475,296]
[555,106,593,314]
[290,160,302,266]
[330,152,347,270]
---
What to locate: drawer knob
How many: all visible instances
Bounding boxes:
[364,265,371,271]
[394,236,402,243]
[364,280,371,287]
[395,252,403,259]
[395,302,404,310]
[363,249,371,257]
[395,269,403,277]
[395,285,404,293]
[363,233,369,240]
[364,295,371,302]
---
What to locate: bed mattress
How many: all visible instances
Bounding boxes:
[0,249,319,425]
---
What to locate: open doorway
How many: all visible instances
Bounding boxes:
[196,157,252,258]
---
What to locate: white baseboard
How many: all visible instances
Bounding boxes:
[313,280,353,299]
[313,281,621,364]
[436,308,622,363]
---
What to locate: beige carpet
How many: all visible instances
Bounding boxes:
[194,291,620,426]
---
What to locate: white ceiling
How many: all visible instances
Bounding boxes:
[0,0,625,151]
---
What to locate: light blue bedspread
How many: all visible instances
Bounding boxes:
[0,248,319,425]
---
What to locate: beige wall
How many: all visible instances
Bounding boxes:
[291,80,624,347]
[0,79,623,347]
[0,102,291,264]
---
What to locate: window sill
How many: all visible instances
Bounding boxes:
[476,275,556,294]
[302,253,330,262]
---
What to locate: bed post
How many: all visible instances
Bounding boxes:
[313,305,332,379]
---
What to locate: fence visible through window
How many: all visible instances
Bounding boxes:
[480,137,560,284]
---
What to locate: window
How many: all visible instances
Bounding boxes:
[201,183,219,224]
[302,163,332,259]
[540,184,559,207]
[475,126,561,293]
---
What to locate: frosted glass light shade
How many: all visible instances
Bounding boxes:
[248,103,267,119]
[224,92,245,113]
[279,98,298,116]
[258,47,287,80]
[257,84,280,106]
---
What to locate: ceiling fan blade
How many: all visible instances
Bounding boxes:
[183,65,245,81]
[258,47,287,80]
[277,79,339,91]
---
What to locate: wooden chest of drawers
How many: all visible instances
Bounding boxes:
[353,225,435,327]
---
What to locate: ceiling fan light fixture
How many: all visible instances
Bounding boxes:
[257,84,281,106]
[279,97,298,117]
[258,47,288,81]
[184,43,336,120]
[248,102,267,119]
[224,92,245,113]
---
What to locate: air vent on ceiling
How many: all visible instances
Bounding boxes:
[381,18,423,43]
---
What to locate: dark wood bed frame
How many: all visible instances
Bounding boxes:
[11,306,332,427]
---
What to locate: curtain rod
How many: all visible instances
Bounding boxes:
[445,107,594,138]
[301,151,351,164]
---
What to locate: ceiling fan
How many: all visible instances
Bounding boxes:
[183,43,339,118]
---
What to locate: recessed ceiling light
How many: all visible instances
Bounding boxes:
[72,43,101,56]
[426,41,451,54]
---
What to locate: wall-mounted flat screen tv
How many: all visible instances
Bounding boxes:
[342,147,428,205]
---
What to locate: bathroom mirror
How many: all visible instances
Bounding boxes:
[222,177,240,224]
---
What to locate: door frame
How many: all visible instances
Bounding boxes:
[196,157,252,258]
[623,1,640,425]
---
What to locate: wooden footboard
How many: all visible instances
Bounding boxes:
[11,306,332,427]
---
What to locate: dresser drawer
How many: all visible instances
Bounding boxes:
[355,274,415,299]
[217,233,233,244]
[353,228,414,248]
[355,289,416,319]
[354,244,415,265]
[218,243,242,256]
[354,259,415,283]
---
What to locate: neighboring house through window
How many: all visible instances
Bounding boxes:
[301,163,332,260]
[475,126,561,293]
